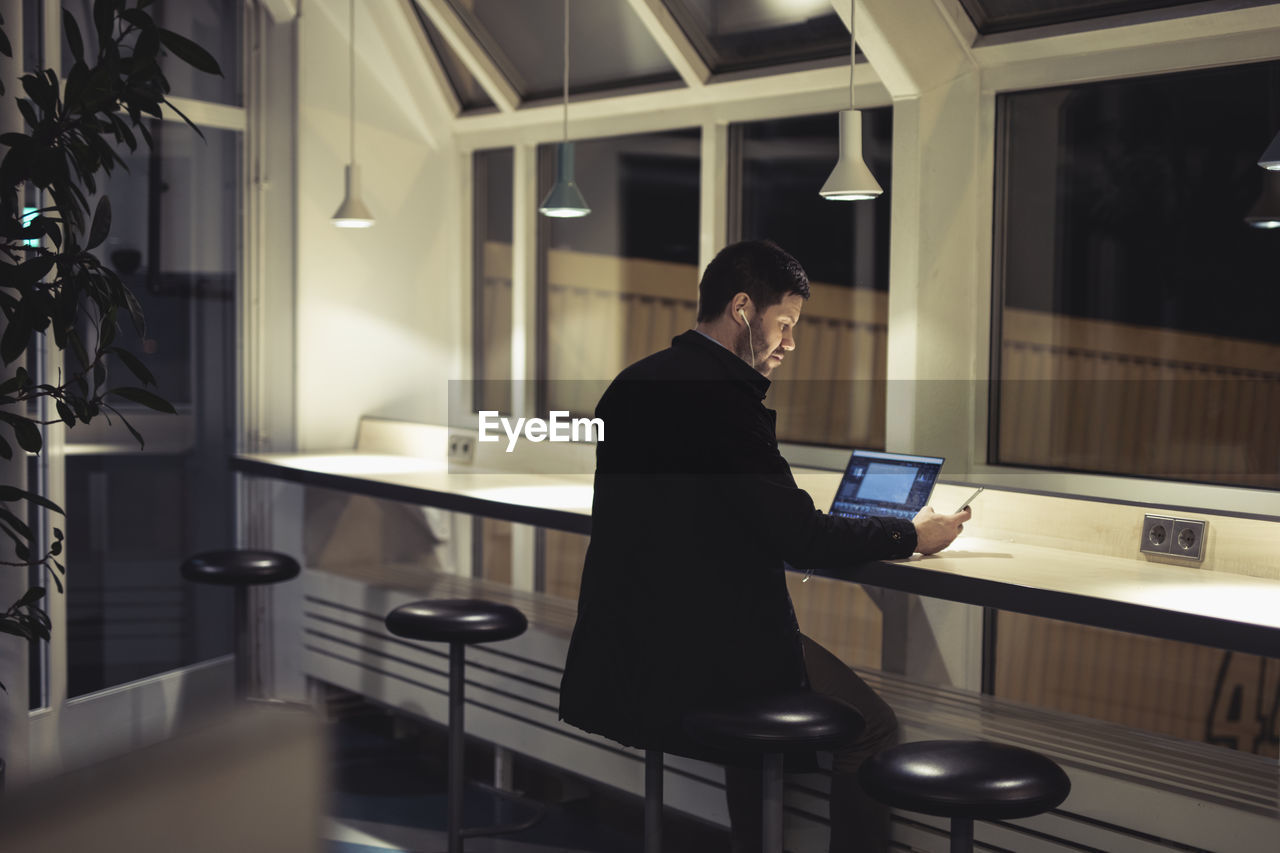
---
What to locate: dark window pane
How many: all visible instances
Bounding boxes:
[737,110,893,450]
[22,0,42,72]
[412,2,494,112]
[539,130,700,399]
[474,148,513,414]
[663,0,850,73]
[65,123,240,697]
[994,612,1280,758]
[993,61,1280,489]
[445,0,678,99]
[62,0,241,105]
[959,0,1210,34]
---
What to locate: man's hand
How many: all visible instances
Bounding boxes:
[912,505,972,555]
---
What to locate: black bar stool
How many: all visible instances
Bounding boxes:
[384,599,541,853]
[858,740,1071,853]
[180,549,301,700]
[678,691,866,853]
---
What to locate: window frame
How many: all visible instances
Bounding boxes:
[455,2,1280,519]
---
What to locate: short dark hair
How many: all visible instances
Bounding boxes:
[696,240,810,322]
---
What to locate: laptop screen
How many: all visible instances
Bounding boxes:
[828,449,945,521]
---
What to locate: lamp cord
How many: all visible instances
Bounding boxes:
[848,0,855,110]
[349,0,356,164]
[562,0,569,143]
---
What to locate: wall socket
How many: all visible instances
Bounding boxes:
[1140,514,1207,561]
[447,433,474,464]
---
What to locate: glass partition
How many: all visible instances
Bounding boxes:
[538,129,701,414]
[662,0,850,73]
[735,110,892,449]
[65,122,240,697]
[62,0,242,105]
[445,0,678,99]
[992,60,1280,491]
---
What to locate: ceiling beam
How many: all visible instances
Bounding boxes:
[261,0,297,24]
[453,63,889,151]
[394,0,460,118]
[410,0,520,112]
[832,0,976,99]
[624,0,711,88]
[972,1,1280,75]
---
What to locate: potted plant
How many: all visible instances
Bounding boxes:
[0,0,222,732]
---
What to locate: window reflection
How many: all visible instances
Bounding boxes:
[736,110,892,449]
[538,129,701,416]
[994,61,1280,490]
[65,123,240,697]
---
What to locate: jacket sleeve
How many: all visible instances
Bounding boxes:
[712,401,919,569]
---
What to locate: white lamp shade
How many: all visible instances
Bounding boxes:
[332,164,375,228]
[820,110,883,201]
[1259,129,1280,171]
[539,142,591,218]
[1245,171,1280,229]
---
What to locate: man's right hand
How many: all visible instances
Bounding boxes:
[912,505,972,555]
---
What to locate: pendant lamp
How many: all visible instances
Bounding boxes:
[1259,131,1280,172]
[820,1,882,201]
[539,0,590,218]
[333,0,374,228]
[1245,172,1280,229]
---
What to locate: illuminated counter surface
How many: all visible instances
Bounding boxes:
[234,452,1280,657]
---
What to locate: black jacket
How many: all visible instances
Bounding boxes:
[558,330,916,757]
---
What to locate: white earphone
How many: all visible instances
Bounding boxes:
[739,307,755,364]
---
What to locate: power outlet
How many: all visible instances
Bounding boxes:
[447,433,474,464]
[1170,518,1207,562]
[1140,515,1173,555]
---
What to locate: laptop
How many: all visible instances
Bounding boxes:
[828,449,945,521]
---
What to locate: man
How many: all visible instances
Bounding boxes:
[559,240,969,852]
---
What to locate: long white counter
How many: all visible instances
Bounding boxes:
[234,450,1280,657]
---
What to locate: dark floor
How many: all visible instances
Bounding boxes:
[326,702,733,853]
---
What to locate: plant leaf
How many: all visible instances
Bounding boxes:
[15,586,45,607]
[0,486,63,514]
[108,346,156,385]
[63,10,85,65]
[157,28,222,76]
[107,385,175,413]
[86,194,111,250]
[0,411,44,453]
[0,313,31,365]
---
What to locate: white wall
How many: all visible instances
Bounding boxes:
[294,0,465,451]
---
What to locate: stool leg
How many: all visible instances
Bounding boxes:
[233,585,252,700]
[950,816,974,853]
[762,753,784,853]
[448,642,465,853]
[644,749,663,853]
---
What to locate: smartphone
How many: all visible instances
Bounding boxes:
[954,487,983,513]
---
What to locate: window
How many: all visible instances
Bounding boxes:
[65,122,240,697]
[473,148,514,415]
[734,110,893,449]
[62,0,242,105]
[992,60,1280,491]
[662,0,850,73]
[989,60,1280,756]
[992,613,1280,757]
[538,129,701,409]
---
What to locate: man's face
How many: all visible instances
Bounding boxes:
[736,293,803,377]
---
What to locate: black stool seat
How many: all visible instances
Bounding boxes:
[677,691,866,853]
[684,691,866,754]
[180,550,300,586]
[385,599,527,644]
[383,598,536,852]
[859,740,1071,820]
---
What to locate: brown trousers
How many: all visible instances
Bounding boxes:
[724,634,899,853]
